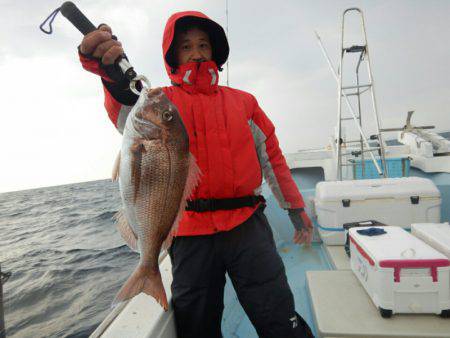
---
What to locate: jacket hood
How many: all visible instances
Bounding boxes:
[162,11,229,76]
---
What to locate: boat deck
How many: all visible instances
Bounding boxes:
[91,165,450,338]
[308,270,450,338]
[323,245,351,270]
[222,242,332,337]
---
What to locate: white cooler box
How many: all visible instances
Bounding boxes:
[349,226,450,317]
[314,177,441,245]
[411,223,450,259]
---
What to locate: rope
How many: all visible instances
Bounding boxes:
[312,218,345,232]
[39,7,61,34]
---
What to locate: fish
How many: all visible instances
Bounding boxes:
[112,87,200,310]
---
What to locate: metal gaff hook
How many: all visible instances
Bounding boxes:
[130,75,151,96]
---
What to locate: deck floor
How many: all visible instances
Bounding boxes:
[307,270,450,338]
[221,242,332,337]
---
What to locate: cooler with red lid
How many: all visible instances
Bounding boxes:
[349,226,450,317]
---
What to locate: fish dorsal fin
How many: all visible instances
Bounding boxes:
[112,151,121,182]
[162,153,202,250]
[114,210,139,252]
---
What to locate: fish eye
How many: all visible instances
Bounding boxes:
[162,111,173,122]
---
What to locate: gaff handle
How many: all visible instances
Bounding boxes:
[59,1,137,82]
[60,1,96,36]
[40,1,148,94]
[60,1,97,35]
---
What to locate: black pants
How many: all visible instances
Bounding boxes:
[169,205,314,338]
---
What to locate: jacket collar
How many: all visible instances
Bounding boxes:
[170,61,219,95]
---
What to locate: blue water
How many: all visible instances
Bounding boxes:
[0,180,138,338]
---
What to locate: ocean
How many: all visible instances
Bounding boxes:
[0,179,138,338]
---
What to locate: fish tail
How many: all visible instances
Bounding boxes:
[112,265,168,311]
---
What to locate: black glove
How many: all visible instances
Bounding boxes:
[288,208,311,231]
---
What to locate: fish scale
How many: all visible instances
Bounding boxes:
[112,87,200,310]
[134,142,188,266]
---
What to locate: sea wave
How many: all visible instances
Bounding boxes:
[0,179,132,338]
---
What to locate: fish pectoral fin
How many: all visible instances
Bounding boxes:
[114,210,139,252]
[112,151,121,182]
[184,153,202,199]
[164,153,202,239]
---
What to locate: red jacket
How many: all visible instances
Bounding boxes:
[79,11,305,236]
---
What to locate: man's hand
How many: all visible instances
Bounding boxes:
[288,208,313,245]
[80,24,123,65]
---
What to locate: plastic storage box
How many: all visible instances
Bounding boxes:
[349,226,450,317]
[343,220,388,257]
[315,177,441,245]
[352,157,410,179]
[411,223,450,259]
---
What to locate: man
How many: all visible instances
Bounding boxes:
[79,11,314,338]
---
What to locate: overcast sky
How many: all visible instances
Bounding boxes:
[1,0,449,193]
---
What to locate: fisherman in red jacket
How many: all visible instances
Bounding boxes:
[79,11,314,338]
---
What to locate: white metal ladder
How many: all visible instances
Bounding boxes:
[335,8,388,180]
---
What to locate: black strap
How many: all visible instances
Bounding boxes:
[186,195,266,212]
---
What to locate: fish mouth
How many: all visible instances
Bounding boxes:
[132,116,162,140]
